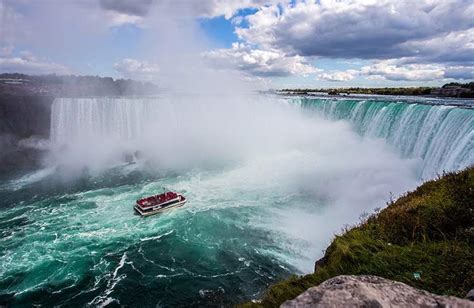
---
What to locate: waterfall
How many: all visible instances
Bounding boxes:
[50,97,176,142]
[50,97,473,179]
[294,98,473,179]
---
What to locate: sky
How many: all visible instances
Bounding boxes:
[0,0,473,88]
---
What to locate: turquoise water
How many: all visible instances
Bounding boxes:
[0,96,472,306]
[294,97,473,179]
[0,167,306,306]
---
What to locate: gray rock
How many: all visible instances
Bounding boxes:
[466,289,474,301]
[281,275,474,308]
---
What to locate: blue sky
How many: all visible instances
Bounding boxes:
[1,0,473,88]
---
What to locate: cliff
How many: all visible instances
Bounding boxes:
[246,167,474,307]
[0,94,54,138]
[0,95,54,174]
[0,73,160,174]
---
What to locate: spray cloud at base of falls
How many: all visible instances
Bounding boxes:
[46,94,422,271]
[2,93,471,305]
[42,2,426,273]
[294,97,473,179]
[45,93,472,273]
[2,1,474,306]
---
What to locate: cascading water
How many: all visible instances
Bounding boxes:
[0,95,472,306]
[50,97,173,142]
[50,96,473,179]
[294,97,473,179]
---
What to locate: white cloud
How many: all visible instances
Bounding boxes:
[236,0,474,62]
[3,0,473,84]
[106,11,144,27]
[114,58,159,80]
[0,52,70,75]
[205,43,318,77]
[195,0,281,19]
[328,60,474,82]
[360,61,445,81]
[99,0,282,22]
[396,29,474,66]
[318,70,356,82]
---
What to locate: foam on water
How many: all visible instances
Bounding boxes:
[0,95,472,306]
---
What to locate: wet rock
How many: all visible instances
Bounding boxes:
[281,275,474,308]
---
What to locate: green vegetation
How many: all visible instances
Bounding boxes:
[442,82,474,90]
[280,87,434,96]
[280,82,474,97]
[245,167,474,307]
[0,73,159,96]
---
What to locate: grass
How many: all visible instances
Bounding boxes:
[243,167,474,307]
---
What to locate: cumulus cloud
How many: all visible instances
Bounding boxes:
[192,0,280,19]
[98,0,280,21]
[236,0,474,62]
[360,61,445,81]
[3,0,473,84]
[0,52,70,75]
[322,61,474,82]
[318,70,356,82]
[205,43,319,77]
[114,58,159,80]
[396,29,474,66]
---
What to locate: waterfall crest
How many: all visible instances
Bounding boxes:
[295,98,473,178]
[50,97,473,179]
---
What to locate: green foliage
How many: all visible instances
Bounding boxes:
[279,87,434,96]
[0,73,159,96]
[243,168,474,307]
[279,82,474,97]
[442,82,474,90]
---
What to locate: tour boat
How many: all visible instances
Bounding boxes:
[134,191,187,217]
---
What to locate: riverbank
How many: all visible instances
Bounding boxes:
[245,167,474,306]
[279,82,474,98]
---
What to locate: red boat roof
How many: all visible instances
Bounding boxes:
[137,191,179,208]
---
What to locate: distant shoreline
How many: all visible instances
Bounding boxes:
[279,82,474,99]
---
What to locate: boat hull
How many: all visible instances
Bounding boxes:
[134,197,187,217]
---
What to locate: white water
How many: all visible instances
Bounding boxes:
[295,98,473,179]
[46,95,422,271]
[4,95,469,306]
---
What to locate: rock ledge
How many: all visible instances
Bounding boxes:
[281,275,474,308]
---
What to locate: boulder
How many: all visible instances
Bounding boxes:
[281,275,474,308]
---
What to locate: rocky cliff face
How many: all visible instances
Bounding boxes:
[0,95,54,174]
[282,275,474,308]
[0,95,54,138]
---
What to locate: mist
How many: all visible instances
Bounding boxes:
[41,0,420,274]
[46,92,419,274]
[2,1,473,306]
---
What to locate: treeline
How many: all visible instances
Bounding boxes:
[0,73,159,96]
[442,82,474,90]
[280,87,433,96]
[280,82,474,98]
